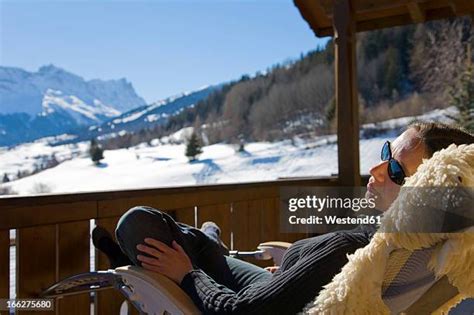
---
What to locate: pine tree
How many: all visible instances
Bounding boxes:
[185,132,203,161]
[89,139,104,165]
[238,142,245,152]
[2,173,10,183]
[448,61,474,132]
[384,46,402,98]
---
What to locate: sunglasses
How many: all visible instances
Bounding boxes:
[381,141,406,185]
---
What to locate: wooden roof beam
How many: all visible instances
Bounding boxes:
[322,0,428,15]
[407,2,426,23]
[294,0,331,37]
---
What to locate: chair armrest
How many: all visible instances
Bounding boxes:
[403,275,459,314]
[257,241,292,265]
[115,266,201,315]
[41,271,117,298]
[258,241,292,250]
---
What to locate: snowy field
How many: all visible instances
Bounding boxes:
[1,137,392,195]
[0,106,456,196]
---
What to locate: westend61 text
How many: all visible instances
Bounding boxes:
[289,215,382,225]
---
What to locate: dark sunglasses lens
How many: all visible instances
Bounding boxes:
[388,160,405,185]
[381,142,390,161]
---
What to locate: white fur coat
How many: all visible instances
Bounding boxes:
[304,143,474,315]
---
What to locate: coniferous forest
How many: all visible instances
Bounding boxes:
[103,17,473,150]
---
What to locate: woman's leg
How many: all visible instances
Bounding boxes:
[224,256,272,290]
[115,206,271,291]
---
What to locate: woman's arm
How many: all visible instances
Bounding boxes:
[137,232,368,315]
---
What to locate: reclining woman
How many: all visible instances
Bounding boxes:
[94,121,474,314]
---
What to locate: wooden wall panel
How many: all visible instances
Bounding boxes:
[0,202,96,230]
[246,199,265,247]
[260,198,279,243]
[56,221,90,315]
[17,225,56,315]
[0,230,9,302]
[231,201,250,252]
[233,200,271,267]
[98,185,280,218]
[174,207,196,227]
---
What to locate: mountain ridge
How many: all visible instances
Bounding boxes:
[73,84,220,143]
[0,64,147,146]
[0,64,220,147]
[0,64,146,115]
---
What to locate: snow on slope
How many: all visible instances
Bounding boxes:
[362,106,458,130]
[1,136,389,195]
[0,138,88,181]
[0,106,457,195]
[42,89,121,123]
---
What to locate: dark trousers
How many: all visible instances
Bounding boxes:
[115,206,272,292]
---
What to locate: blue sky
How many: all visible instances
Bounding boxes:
[0,0,329,103]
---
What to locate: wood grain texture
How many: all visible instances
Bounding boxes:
[174,207,196,227]
[259,198,279,244]
[231,201,251,252]
[0,177,337,222]
[248,199,274,267]
[295,0,468,36]
[0,230,8,301]
[0,202,96,230]
[56,221,90,315]
[97,186,278,218]
[17,225,56,315]
[334,0,361,187]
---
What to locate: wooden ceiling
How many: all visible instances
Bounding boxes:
[294,0,474,37]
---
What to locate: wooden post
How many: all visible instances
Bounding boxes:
[333,0,361,186]
[0,230,8,302]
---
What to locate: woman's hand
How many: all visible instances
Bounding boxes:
[136,238,193,284]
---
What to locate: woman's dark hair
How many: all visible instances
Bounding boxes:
[409,121,474,157]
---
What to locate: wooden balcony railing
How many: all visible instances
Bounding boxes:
[0,177,349,315]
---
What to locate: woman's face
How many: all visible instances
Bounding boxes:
[366,128,426,211]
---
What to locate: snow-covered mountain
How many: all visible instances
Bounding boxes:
[81,85,219,141]
[0,65,146,146]
[41,89,121,124]
[0,65,145,115]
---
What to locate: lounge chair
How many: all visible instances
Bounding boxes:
[41,241,290,315]
[41,239,467,314]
